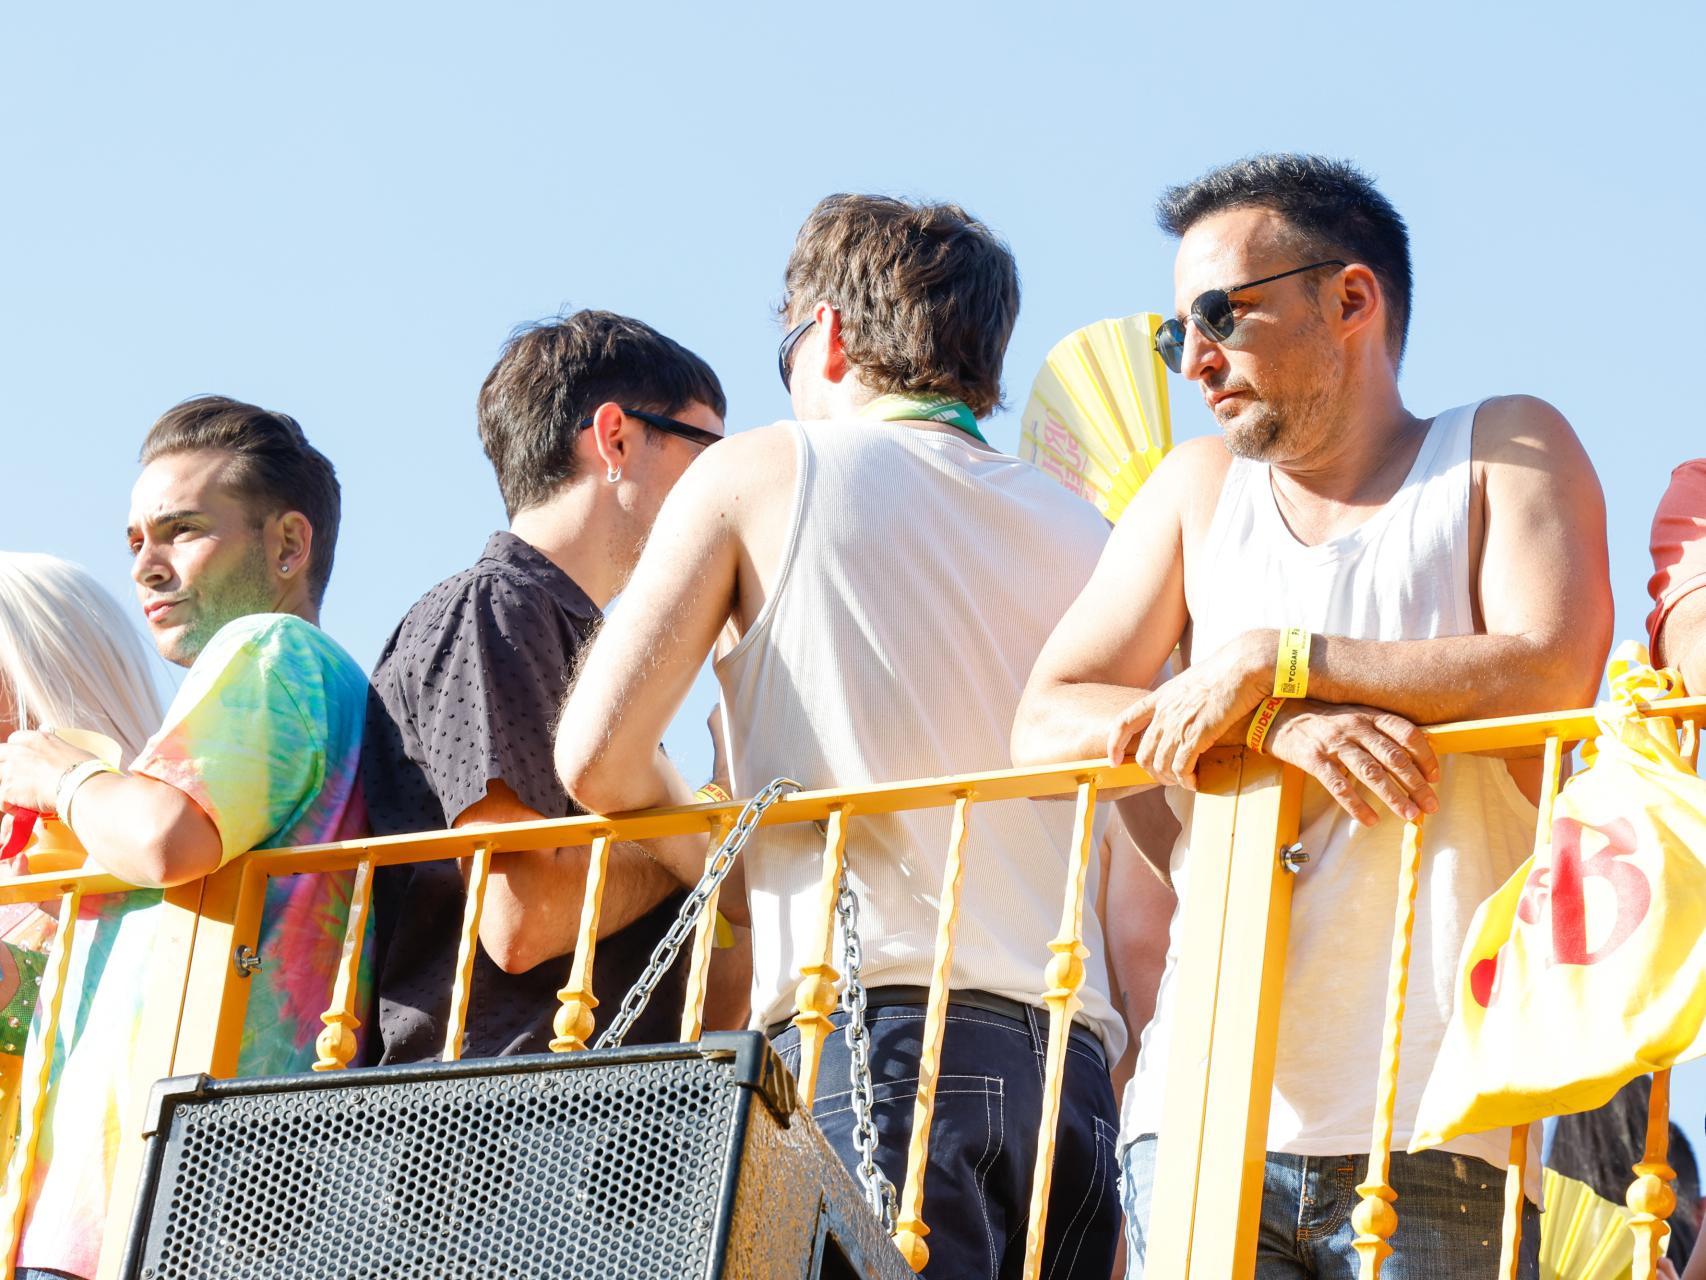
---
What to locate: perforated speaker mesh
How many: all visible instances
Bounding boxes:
[125,1037,912,1280]
[138,1053,738,1278]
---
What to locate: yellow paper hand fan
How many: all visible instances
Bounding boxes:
[1539,1166,1667,1280]
[1019,313,1172,522]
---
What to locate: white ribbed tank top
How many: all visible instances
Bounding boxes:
[716,419,1126,1059]
[1122,402,1542,1187]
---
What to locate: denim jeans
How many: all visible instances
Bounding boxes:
[1120,1135,1540,1278]
[771,999,1121,1280]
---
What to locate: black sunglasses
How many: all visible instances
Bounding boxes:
[578,407,723,450]
[777,316,816,391]
[1153,259,1346,374]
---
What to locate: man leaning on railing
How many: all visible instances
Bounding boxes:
[557,193,1129,1278]
[0,397,369,1280]
[1012,154,1614,1278]
[359,311,731,1064]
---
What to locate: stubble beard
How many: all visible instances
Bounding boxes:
[158,541,278,667]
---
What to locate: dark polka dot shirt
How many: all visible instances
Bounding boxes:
[360,531,687,1064]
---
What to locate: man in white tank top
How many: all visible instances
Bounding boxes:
[558,194,1126,1277]
[1013,155,1613,1278]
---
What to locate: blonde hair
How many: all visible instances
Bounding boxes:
[0,552,164,763]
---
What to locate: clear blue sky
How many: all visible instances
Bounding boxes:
[4,2,1704,1156]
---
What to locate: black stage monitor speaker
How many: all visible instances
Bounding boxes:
[118,1032,912,1280]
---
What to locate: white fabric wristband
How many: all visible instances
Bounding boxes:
[54,759,120,828]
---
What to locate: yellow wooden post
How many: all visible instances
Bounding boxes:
[442,842,494,1061]
[1020,776,1099,1280]
[313,856,375,1070]
[1144,752,1301,1280]
[791,806,851,1106]
[1628,1069,1677,1280]
[1497,734,1562,1277]
[1352,818,1425,1280]
[893,791,974,1273]
[549,833,612,1053]
[167,858,270,1078]
[678,814,735,1043]
[0,887,81,1274]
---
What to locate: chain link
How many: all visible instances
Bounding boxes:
[595,777,799,1049]
[836,864,899,1232]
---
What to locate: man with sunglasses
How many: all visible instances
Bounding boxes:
[1014,154,1613,1277]
[557,194,1127,1277]
[360,310,729,1065]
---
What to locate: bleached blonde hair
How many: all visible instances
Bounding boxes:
[0,552,163,763]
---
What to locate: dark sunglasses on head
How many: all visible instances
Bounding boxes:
[777,316,816,391]
[578,407,723,450]
[1153,259,1346,374]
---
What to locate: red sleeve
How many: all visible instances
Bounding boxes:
[1647,459,1706,659]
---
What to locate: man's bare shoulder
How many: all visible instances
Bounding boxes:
[675,423,799,506]
[1117,433,1235,539]
[1470,394,1588,464]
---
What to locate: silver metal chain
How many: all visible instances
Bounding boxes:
[836,864,898,1232]
[596,777,799,1049]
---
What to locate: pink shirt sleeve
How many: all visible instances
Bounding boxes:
[1647,459,1706,660]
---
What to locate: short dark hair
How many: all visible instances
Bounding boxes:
[782,194,1020,418]
[477,310,727,518]
[1157,154,1412,361]
[140,395,342,605]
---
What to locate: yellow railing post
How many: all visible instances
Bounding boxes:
[1628,1069,1677,1280]
[679,814,735,1044]
[548,832,611,1053]
[1144,752,1301,1280]
[314,856,375,1071]
[791,806,851,1106]
[1020,776,1099,1280]
[443,842,494,1061]
[893,790,975,1273]
[0,888,81,1277]
[1351,818,1425,1280]
[1497,734,1563,1276]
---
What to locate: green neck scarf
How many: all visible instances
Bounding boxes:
[857,393,987,445]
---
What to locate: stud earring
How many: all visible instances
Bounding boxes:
[280,563,291,575]
[607,465,622,483]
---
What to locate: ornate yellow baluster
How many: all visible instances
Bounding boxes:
[1021,776,1099,1280]
[0,886,81,1270]
[893,791,975,1273]
[314,856,375,1071]
[1628,1069,1676,1280]
[1497,735,1562,1276]
[792,806,851,1107]
[678,814,735,1043]
[1352,817,1424,1280]
[441,842,493,1062]
[549,832,614,1052]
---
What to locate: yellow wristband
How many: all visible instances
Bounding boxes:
[1246,697,1286,755]
[694,782,733,804]
[1274,627,1312,698]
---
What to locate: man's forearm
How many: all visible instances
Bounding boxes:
[1245,629,1604,726]
[1012,680,1154,766]
[480,841,680,975]
[70,772,223,887]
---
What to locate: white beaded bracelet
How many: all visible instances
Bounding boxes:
[54,759,120,828]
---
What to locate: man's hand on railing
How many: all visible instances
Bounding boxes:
[1265,700,1441,827]
[1105,630,1271,787]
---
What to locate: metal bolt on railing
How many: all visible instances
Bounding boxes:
[1279,842,1309,873]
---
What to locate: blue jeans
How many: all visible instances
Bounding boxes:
[771,999,1121,1280]
[1120,1135,1540,1277]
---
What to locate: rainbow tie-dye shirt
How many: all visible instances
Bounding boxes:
[18,613,370,1276]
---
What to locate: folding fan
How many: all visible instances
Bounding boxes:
[1018,313,1172,522]
[1539,1166,1667,1280]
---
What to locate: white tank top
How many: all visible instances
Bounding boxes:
[1123,402,1542,1184]
[717,419,1126,1059]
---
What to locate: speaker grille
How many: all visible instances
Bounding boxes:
[142,1055,739,1278]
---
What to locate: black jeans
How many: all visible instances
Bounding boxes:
[771,997,1121,1280]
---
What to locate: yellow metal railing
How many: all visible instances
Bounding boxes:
[0,695,1701,1279]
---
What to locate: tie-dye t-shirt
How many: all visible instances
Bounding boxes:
[18,613,370,1276]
